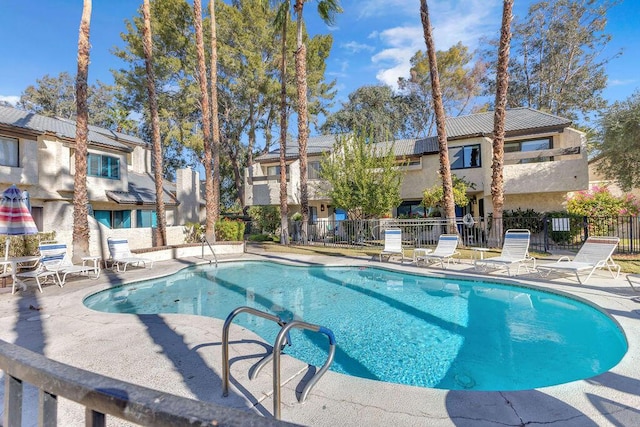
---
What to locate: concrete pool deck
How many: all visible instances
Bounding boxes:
[0,250,639,426]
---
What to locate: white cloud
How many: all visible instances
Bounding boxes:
[0,95,19,105]
[357,0,417,19]
[341,41,375,53]
[609,79,636,86]
[368,0,503,88]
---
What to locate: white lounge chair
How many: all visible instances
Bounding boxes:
[414,234,460,269]
[537,236,620,284]
[474,229,534,276]
[19,242,100,287]
[379,228,405,263]
[107,238,154,272]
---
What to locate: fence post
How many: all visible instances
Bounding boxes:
[543,215,549,253]
[583,216,589,241]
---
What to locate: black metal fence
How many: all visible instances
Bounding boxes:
[272,215,640,254]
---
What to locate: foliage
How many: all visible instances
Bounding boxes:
[17,72,134,132]
[567,186,640,217]
[215,218,245,241]
[247,233,275,242]
[481,0,618,123]
[248,206,280,234]
[546,211,583,244]
[597,90,640,191]
[321,85,413,139]
[319,130,404,219]
[398,42,487,137]
[421,175,473,213]
[488,208,544,233]
[0,232,56,257]
[183,221,205,243]
[291,212,303,221]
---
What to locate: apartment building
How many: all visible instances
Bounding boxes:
[245,108,588,221]
[0,105,203,255]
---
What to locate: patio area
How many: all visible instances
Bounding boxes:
[0,250,638,426]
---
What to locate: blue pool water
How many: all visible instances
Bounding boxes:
[83,261,627,391]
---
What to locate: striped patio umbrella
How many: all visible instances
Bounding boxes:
[0,185,38,258]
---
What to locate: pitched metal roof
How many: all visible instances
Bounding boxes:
[0,105,139,152]
[105,171,178,206]
[446,107,572,139]
[255,134,339,162]
[255,108,572,161]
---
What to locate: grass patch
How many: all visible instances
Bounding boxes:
[247,242,640,273]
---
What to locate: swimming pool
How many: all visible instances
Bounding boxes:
[84,261,627,391]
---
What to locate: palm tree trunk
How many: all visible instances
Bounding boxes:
[72,0,92,262]
[193,0,215,242]
[420,0,457,234]
[279,12,290,245]
[142,0,167,247]
[209,0,221,225]
[489,0,513,247]
[295,0,309,243]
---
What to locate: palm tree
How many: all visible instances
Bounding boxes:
[489,0,514,247]
[293,0,342,243]
[419,0,456,234]
[193,0,215,242]
[209,0,221,225]
[72,0,92,262]
[264,1,292,245]
[142,0,167,247]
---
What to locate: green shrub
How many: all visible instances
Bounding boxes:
[248,233,274,242]
[215,219,245,241]
[546,211,583,244]
[247,206,280,234]
[488,208,543,233]
[0,232,56,257]
[184,222,205,243]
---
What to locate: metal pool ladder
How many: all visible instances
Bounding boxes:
[222,306,336,420]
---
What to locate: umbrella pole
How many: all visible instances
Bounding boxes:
[3,239,8,260]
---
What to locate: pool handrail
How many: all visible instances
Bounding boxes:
[222,306,336,420]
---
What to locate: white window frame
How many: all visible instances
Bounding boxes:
[0,136,19,167]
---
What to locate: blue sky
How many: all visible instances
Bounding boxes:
[1,0,638,113]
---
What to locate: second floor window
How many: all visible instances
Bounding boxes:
[266,164,289,178]
[88,153,120,179]
[505,137,552,164]
[308,161,321,179]
[450,144,481,169]
[0,136,19,167]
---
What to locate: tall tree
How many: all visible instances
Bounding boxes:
[419,0,456,234]
[72,0,92,262]
[483,0,618,123]
[488,0,513,247]
[193,0,216,241]
[209,0,221,224]
[142,0,167,246]
[293,0,342,243]
[398,42,487,137]
[264,0,293,244]
[19,72,124,130]
[597,90,640,191]
[319,132,403,220]
[321,85,411,139]
[114,0,202,181]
